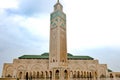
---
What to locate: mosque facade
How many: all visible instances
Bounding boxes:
[2,0,119,80]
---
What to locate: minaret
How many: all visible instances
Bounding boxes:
[49,0,67,69]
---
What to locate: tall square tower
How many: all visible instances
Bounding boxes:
[49,0,67,69]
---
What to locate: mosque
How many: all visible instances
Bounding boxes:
[2,0,120,80]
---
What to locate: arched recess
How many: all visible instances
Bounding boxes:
[64,70,68,79]
[77,71,80,78]
[45,71,49,78]
[5,66,13,77]
[31,64,42,71]
[55,70,59,79]
[87,72,89,78]
[33,71,36,79]
[25,72,28,80]
[40,71,44,78]
[49,71,52,78]
[16,65,25,79]
[73,71,76,78]
[84,71,86,78]
[19,72,22,79]
[95,71,97,78]
[76,68,81,78]
[81,71,83,78]
[89,65,96,71]
[110,73,114,78]
[90,72,92,78]
[100,74,106,78]
[70,71,73,78]
[37,71,40,78]
[89,65,96,78]
[99,67,106,78]
[31,64,42,79]
[29,72,32,79]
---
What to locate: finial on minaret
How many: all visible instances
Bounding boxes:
[54,0,63,11]
[57,0,59,3]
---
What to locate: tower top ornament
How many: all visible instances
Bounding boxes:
[57,0,59,3]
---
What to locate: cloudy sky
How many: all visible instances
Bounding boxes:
[0,0,120,76]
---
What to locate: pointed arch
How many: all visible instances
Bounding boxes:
[64,70,68,79]
[110,73,113,78]
[84,71,86,78]
[89,65,96,71]
[29,71,32,79]
[73,71,76,78]
[87,72,89,78]
[40,71,44,78]
[33,71,36,79]
[45,71,49,78]
[16,65,25,79]
[26,72,28,80]
[81,71,83,78]
[70,71,73,78]
[77,71,80,78]
[19,72,22,79]
[49,71,52,79]
[55,70,59,79]
[90,72,92,78]
[95,71,97,79]
[37,71,39,78]
[31,64,42,71]
[5,66,13,78]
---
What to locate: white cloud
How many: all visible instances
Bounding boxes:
[0,0,18,8]
[63,0,120,51]
[20,14,50,37]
